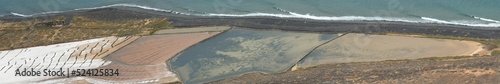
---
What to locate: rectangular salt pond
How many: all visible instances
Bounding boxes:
[168,28,339,84]
[297,33,482,68]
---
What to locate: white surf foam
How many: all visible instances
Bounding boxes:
[204,7,500,27]
[10,12,32,17]
[204,12,426,22]
[73,4,188,15]
[473,16,500,23]
[421,17,449,23]
[205,12,500,27]
[7,4,187,17]
[75,4,170,13]
[421,17,500,27]
[10,10,65,17]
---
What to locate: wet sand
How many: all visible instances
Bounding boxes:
[298,33,482,68]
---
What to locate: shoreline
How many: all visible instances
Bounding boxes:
[1,7,500,39]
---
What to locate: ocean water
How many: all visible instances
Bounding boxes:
[0,0,499,27]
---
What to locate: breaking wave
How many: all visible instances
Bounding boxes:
[7,4,187,18]
[205,7,500,27]
[3,4,500,27]
[421,17,500,27]
[10,12,31,17]
[473,16,500,23]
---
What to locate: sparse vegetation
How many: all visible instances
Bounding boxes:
[492,50,500,56]
[145,18,172,34]
[383,59,411,62]
[0,15,172,50]
[417,56,473,60]
[380,56,472,62]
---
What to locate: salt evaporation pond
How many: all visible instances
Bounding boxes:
[297,33,481,68]
[168,28,339,84]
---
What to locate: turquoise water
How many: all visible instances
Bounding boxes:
[0,0,499,27]
[168,28,337,84]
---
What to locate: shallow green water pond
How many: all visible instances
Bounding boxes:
[168,28,338,84]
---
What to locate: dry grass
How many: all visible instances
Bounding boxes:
[0,15,172,50]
